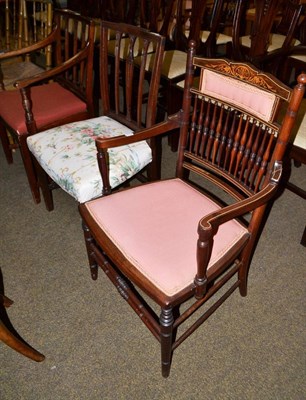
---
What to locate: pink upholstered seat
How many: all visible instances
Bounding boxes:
[83,179,249,297]
[0,82,87,135]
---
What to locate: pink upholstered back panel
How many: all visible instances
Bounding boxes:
[199,69,277,122]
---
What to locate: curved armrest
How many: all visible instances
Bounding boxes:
[95,114,181,195]
[95,114,181,150]
[199,161,282,234]
[194,161,282,298]
[0,25,58,61]
[14,43,91,89]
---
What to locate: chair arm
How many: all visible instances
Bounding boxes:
[194,161,282,298]
[13,44,91,89]
[0,25,58,61]
[199,161,282,234]
[95,114,181,195]
[95,114,181,150]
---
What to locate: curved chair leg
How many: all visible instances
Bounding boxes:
[0,320,45,362]
[0,295,45,362]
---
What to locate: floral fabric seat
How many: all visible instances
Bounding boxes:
[27,116,152,203]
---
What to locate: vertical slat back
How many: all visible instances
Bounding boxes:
[51,10,95,112]
[177,54,300,199]
[100,21,166,131]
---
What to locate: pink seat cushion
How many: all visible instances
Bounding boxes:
[84,179,249,297]
[0,82,87,134]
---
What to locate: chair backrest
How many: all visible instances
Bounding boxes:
[140,0,204,51]
[271,0,303,49]
[50,9,95,112]
[0,0,53,65]
[102,0,138,24]
[177,41,305,206]
[99,20,166,131]
[231,0,303,62]
[172,0,207,52]
[199,0,236,57]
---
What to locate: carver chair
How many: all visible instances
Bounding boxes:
[26,21,166,211]
[78,41,306,377]
[0,0,53,90]
[0,9,95,204]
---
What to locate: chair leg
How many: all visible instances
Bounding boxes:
[0,124,13,164]
[0,295,45,362]
[160,307,174,378]
[32,157,54,211]
[82,222,99,280]
[238,261,248,297]
[300,226,306,247]
[18,136,41,204]
[0,320,45,362]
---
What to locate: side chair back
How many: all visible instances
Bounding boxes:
[231,0,303,74]
[78,40,306,377]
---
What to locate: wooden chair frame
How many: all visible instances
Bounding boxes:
[79,41,306,377]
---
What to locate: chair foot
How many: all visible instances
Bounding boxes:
[0,320,45,362]
[90,264,99,280]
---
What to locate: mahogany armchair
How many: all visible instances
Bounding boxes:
[0,9,96,204]
[26,21,166,210]
[78,41,306,377]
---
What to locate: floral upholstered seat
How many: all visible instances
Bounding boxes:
[27,116,152,203]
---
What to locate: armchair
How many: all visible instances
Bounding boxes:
[0,9,96,204]
[26,21,166,210]
[79,41,306,377]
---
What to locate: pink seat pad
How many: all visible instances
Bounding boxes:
[84,179,249,297]
[0,82,87,134]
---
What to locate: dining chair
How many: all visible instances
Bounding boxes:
[231,0,303,75]
[78,41,306,377]
[0,9,96,204]
[26,21,166,211]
